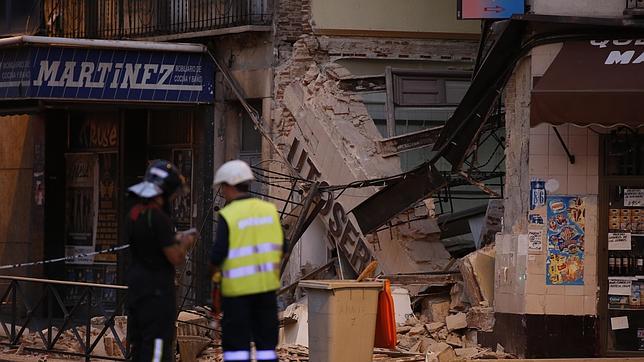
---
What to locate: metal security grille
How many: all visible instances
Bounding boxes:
[43,0,273,39]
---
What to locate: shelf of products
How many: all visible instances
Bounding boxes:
[607,199,644,352]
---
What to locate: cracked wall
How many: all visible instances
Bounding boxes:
[271,36,454,281]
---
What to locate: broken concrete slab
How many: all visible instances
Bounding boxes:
[425,322,445,333]
[445,313,467,331]
[449,282,466,311]
[458,258,483,306]
[468,246,495,304]
[466,306,495,332]
[428,342,456,362]
[454,347,480,359]
[280,297,309,347]
[408,325,425,336]
[421,298,450,323]
[420,337,436,353]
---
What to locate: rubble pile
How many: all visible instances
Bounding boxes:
[393,309,512,361]
[197,345,309,362]
[388,246,509,361]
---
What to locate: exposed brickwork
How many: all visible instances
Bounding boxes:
[276,0,313,44]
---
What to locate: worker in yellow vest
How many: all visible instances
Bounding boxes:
[210,160,284,362]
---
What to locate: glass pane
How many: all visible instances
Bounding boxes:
[605,135,644,176]
[606,183,644,352]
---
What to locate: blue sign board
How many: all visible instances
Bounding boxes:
[0,46,214,103]
[457,0,525,19]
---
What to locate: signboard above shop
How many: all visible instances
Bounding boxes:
[457,0,525,19]
[0,45,214,103]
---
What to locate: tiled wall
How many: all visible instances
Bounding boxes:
[526,124,600,316]
[495,46,601,317]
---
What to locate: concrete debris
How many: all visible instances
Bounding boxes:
[427,342,456,362]
[424,322,444,333]
[449,282,466,311]
[455,347,479,359]
[459,245,496,306]
[445,313,467,331]
[466,306,495,332]
[280,297,309,347]
[420,298,450,323]
[394,313,514,360]
[177,311,211,337]
[445,333,463,348]
[198,345,310,362]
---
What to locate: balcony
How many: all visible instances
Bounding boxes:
[43,0,273,40]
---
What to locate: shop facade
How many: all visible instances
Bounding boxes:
[487,36,644,357]
[0,37,215,308]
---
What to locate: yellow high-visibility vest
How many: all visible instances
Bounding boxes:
[219,198,283,297]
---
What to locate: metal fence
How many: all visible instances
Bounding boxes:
[43,0,273,39]
[0,275,129,361]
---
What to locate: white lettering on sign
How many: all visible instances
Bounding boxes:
[605,50,635,65]
[609,232,632,251]
[31,60,201,91]
[609,277,633,296]
[625,189,644,207]
[287,136,372,275]
[591,39,644,48]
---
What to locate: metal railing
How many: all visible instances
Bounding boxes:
[0,275,129,361]
[43,0,273,39]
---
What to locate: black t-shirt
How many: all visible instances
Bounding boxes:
[126,201,176,301]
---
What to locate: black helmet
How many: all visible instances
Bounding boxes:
[128,159,186,198]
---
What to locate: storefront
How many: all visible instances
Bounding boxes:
[0,36,215,308]
[530,39,644,355]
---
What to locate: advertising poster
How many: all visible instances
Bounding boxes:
[546,196,586,285]
[64,154,98,248]
[172,149,193,230]
[95,152,118,262]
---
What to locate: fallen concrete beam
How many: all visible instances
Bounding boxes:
[352,163,446,235]
[377,126,443,158]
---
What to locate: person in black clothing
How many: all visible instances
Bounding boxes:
[126,160,197,362]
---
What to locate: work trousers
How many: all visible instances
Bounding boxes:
[127,292,176,362]
[221,291,278,362]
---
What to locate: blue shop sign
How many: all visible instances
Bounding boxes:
[0,46,214,103]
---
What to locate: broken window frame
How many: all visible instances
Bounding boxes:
[383,67,471,138]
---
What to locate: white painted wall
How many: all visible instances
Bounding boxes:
[529,0,626,17]
[286,218,329,283]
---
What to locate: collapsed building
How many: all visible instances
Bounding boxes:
[0,0,512,360]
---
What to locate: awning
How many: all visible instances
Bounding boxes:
[531,40,644,128]
[0,36,214,104]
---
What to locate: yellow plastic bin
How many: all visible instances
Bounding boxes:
[299,280,383,362]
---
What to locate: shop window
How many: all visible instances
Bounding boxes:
[604,133,644,176]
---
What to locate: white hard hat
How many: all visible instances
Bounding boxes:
[214,160,254,186]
